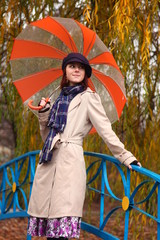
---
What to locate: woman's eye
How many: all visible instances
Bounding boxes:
[69,64,75,68]
[68,64,84,69]
[79,65,85,69]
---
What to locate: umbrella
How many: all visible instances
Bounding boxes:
[10,16,126,124]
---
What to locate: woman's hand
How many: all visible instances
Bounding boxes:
[128,160,142,170]
[39,97,47,107]
[38,97,51,113]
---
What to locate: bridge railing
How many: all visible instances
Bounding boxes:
[0,150,160,240]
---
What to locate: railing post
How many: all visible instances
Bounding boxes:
[157,183,160,239]
[29,153,36,197]
[13,161,18,213]
[27,233,32,240]
[124,168,131,240]
[2,168,6,213]
[99,159,105,228]
[26,153,36,240]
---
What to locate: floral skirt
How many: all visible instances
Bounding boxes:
[27,216,81,238]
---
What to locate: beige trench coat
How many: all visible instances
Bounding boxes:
[28,88,137,219]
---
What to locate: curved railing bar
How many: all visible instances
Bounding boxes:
[8,166,15,181]
[17,158,27,179]
[100,206,122,230]
[130,179,151,202]
[135,182,158,205]
[3,192,14,213]
[112,162,128,195]
[85,152,160,184]
[130,181,158,204]
[0,185,13,192]
[16,188,28,211]
[130,165,160,183]
[84,151,120,165]
[0,151,160,240]
[103,162,121,201]
[4,167,14,187]
[15,192,23,211]
[87,155,129,209]
[0,151,40,169]
[86,159,101,174]
[132,205,159,222]
[19,160,31,187]
[87,163,102,185]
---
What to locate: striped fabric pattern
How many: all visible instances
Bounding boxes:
[39,85,84,164]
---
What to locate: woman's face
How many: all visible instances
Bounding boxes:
[66,62,85,86]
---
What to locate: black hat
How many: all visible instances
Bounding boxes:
[62,52,92,78]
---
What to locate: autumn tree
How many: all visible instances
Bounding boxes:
[0,1,160,236]
[83,0,160,171]
[0,0,160,173]
[0,0,87,155]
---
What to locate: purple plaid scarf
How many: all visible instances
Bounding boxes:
[39,85,85,164]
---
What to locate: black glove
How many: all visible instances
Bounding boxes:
[131,160,139,166]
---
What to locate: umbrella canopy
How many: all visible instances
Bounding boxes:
[10,16,126,124]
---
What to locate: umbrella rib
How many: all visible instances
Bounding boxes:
[13,67,62,82]
[84,33,96,57]
[13,67,63,102]
[10,39,67,60]
[92,68,125,94]
[31,16,78,52]
[89,52,123,77]
[75,20,96,56]
[51,20,78,52]
[92,69,126,118]
[50,17,78,52]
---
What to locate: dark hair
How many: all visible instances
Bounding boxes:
[60,69,89,90]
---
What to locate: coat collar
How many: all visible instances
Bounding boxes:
[68,87,93,113]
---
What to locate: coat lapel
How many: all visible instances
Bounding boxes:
[68,88,93,113]
[68,93,82,113]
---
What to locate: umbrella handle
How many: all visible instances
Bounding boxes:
[28,97,50,110]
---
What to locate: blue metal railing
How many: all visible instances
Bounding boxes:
[0,150,160,239]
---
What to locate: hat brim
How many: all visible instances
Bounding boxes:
[65,59,92,78]
[62,53,92,78]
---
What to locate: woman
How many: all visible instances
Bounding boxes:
[27,52,141,239]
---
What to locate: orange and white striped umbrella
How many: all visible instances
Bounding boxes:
[10,16,126,124]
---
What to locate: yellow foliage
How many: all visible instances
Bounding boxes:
[108,18,111,30]
[83,0,100,29]
[94,0,98,15]
[0,2,160,237]
[142,214,147,225]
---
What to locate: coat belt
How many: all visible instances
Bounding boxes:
[60,138,83,146]
[50,134,82,150]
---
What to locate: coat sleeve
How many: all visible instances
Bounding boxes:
[87,92,137,167]
[38,110,50,142]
